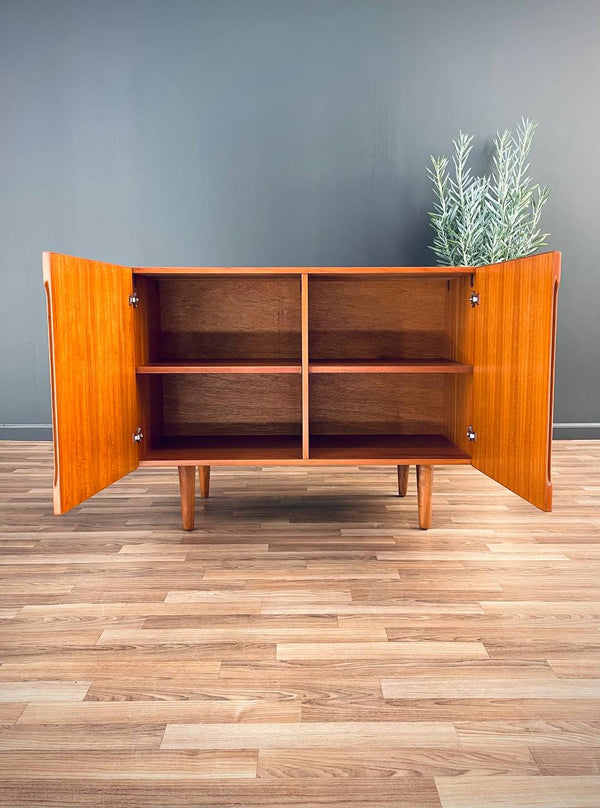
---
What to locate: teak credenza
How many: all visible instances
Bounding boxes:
[43,251,560,530]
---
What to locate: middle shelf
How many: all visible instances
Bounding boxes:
[137,358,472,375]
[137,360,302,374]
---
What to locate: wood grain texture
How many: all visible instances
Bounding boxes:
[137,361,302,374]
[177,466,195,531]
[257,747,540,778]
[0,438,597,808]
[444,275,474,456]
[301,274,310,460]
[156,276,301,362]
[43,252,138,514]
[141,434,468,467]
[133,266,473,277]
[160,374,302,437]
[161,721,459,749]
[309,359,472,373]
[0,750,258,779]
[435,776,600,808]
[472,252,561,511]
[306,435,469,464]
[0,780,443,807]
[308,277,449,360]
[417,465,433,529]
[18,700,300,725]
[142,435,303,465]
[198,466,210,498]
[309,374,447,435]
[397,465,409,497]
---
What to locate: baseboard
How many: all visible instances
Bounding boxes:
[2,423,599,441]
[552,423,600,440]
[0,424,53,441]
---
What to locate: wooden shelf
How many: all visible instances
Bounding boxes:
[137,359,471,375]
[140,434,470,466]
[309,434,471,464]
[137,361,302,374]
[309,359,472,374]
[141,435,303,465]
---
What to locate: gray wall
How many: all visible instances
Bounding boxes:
[1,0,599,440]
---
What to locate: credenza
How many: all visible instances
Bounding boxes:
[43,251,560,530]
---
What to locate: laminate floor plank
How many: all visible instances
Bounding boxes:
[0,681,91,702]
[0,723,165,750]
[454,720,600,748]
[276,641,489,661]
[162,721,459,749]
[0,750,258,779]
[435,775,600,808]
[529,747,600,775]
[18,699,301,724]
[257,746,539,778]
[97,627,388,645]
[0,778,443,807]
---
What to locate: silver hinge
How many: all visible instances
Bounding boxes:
[133,427,144,444]
[128,290,140,308]
[469,291,480,307]
[466,425,477,442]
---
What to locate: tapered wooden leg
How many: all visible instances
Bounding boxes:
[416,465,433,530]
[178,466,196,531]
[198,466,210,498]
[397,465,409,497]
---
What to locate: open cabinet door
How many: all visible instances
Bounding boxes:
[471,252,560,511]
[43,253,139,514]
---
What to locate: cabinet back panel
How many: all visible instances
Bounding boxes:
[156,277,301,361]
[309,278,448,359]
[310,374,446,435]
[161,375,301,437]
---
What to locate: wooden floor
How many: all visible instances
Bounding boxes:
[0,441,598,808]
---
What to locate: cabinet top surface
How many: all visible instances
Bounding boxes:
[132,266,473,277]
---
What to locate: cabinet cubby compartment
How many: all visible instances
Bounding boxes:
[308,275,472,373]
[138,374,303,462]
[308,373,470,463]
[137,274,302,371]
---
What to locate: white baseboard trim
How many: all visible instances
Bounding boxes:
[0,423,53,429]
[553,423,600,429]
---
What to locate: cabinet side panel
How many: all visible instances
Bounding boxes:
[471,252,561,511]
[445,275,474,454]
[43,252,138,513]
[134,276,163,456]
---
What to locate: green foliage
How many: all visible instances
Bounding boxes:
[427,119,550,266]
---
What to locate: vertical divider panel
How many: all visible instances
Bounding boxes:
[301,273,310,459]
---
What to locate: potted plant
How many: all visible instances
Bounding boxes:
[428,118,550,266]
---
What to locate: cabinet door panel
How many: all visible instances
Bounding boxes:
[472,252,560,511]
[43,253,138,514]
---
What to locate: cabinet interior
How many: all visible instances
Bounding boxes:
[134,272,473,463]
[143,275,301,362]
[309,277,448,360]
